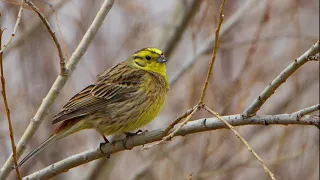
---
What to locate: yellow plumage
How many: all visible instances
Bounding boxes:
[19,47,169,166]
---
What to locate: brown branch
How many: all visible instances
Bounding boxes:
[143,105,200,150]
[203,105,276,180]
[0,28,22,180]
[23,0,67,75]
[198,0,226,104]
[162,106,198,135]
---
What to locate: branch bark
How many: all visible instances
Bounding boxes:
[0,22,22,180]
[23,113,319,180]
[0,0,115,179]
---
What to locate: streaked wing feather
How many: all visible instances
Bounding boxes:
[52,62,145,124]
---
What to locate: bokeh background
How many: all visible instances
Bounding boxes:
[0,0,319,179]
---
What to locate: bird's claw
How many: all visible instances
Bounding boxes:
[99,142,110,158]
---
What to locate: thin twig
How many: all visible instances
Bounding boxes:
[142,105,200,150]
[2,0,69,57]
[203,105,276,180]
[0,29,22,180]
[293,104,320,117]
[22,113,319,180]
[0,0,24,54]
[164,106,199,140]
[243,41,320,117]
[163,106,198,135]
[46,1,70,60]
[0,0,115,179]
[198,0,226,104]
[23,0,67,75]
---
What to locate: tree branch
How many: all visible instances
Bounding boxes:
[204,105,275,180]
[293,104,320,119]
[23,113,319,180]
[0,23,22,180]
[23,0,67,75]
[198,0,225,103]
[3,0,69,58]
[243,41,320,117]
[0,0,115,179]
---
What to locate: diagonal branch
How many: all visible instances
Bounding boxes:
[23,113,319,180]
[203,105,275,180]
[23,0,67,75]
[198,0,226,104]
[3,0,69,58]
[0,0,115,179]
[243,41,320,117]
[293,104,320,119]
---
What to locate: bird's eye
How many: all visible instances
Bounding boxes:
[145,55,151,60]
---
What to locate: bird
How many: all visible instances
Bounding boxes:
[18,47,170,166]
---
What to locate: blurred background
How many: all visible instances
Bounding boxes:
[0,0,319,179]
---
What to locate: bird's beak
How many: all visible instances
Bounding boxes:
[157,55,168,63]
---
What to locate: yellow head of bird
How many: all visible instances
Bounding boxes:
[128,47,168,77]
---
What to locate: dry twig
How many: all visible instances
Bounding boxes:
[203,105,276,180]
[0,28,22,180]
[293,104,320,118]
[142,105,200,150]
[198,0,225,104]
[23,0,67,75]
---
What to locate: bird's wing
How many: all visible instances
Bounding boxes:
[52,63,145,124]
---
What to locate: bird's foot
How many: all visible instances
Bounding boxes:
[99,135,111,158]
[122,129,146,149]
[124,129,144,138]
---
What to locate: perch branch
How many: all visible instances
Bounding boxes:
[23,113,319,180]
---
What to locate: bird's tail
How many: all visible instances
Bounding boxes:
[18,118,84,167]
[18,134,59,167]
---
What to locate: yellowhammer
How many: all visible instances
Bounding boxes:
[19,47,169,166]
